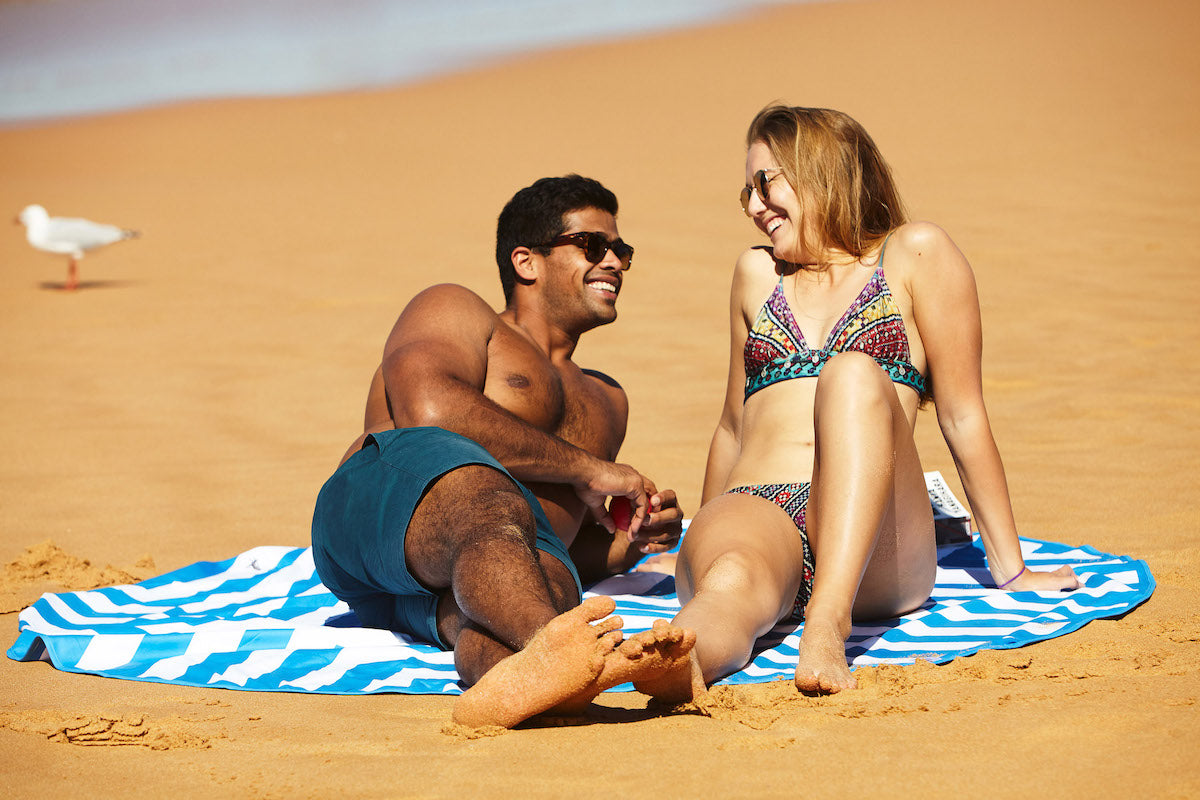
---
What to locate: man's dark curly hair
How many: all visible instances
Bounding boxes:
[495,174,618,303]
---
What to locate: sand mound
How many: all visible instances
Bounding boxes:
[0,541,155,613]
[0,710,218,750]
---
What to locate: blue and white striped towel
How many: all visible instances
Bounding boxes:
[7,533,1153,694]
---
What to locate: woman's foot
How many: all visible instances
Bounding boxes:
[794,613,855,693]
[633,646,707,705]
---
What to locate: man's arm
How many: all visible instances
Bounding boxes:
[381,283,648,531]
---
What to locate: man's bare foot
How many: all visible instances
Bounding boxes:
[632,643,707,706]
[794,616,855,693]
[634,553,677,575]
[601,620,696,689]
[451,596,623,729]
[545,618,700,716]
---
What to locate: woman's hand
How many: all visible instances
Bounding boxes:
[999,564,1080,592]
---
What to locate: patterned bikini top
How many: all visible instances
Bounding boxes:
[743,243,928,401]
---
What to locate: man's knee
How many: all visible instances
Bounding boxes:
[407,464,539,585]
[419,464,536,536]
[442,460,528,506]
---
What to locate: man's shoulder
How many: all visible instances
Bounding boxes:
[407,283,499,315]
[385,284,501,353]
[397,283,504,331]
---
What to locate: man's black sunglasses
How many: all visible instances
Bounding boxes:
[533,231,633,270]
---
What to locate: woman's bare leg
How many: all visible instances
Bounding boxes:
[635,494,805,701]
[797,353,936,693]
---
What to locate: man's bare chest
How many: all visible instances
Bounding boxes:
[482,335,617,459]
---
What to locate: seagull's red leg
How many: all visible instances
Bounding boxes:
[65,259,78,291]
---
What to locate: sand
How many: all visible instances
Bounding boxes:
[1,0,1197,796]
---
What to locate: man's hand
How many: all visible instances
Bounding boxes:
[594,480,684,554]
[606,485,683,578]
[574,461,651,536]
[569,484,685,581]
[626,488,683,555]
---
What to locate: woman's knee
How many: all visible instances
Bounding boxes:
[691,548,799,623]
[676,495,805,616]
[814,352,895,424]
[693,548,766,594]
[816,352,890,398]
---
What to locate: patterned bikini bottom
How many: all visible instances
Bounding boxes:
[725,482,814,621]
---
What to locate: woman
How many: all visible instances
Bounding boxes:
[640,105,1079,700]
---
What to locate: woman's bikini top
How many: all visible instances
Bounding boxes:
[743,239,929,401]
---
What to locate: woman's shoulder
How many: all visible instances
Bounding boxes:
[735,244,779,270]
[732,245,782,298]
[886,221,957,257]
[733,245,784,284]
[882,222,970,280]
[881,222,978,316]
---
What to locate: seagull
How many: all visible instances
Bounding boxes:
[15,204,140,291]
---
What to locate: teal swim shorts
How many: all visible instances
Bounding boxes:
[311,427,581,649]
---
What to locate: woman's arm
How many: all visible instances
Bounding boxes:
[907,224,1078,592]
[701,250,759,504]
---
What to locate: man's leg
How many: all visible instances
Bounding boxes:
[403,464,580,677]
[406,464,696,727]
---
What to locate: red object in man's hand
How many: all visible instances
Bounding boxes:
[609,496,633,532]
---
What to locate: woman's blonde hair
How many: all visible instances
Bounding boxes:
[747,105,907,262]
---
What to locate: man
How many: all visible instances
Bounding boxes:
[312,175,695,729]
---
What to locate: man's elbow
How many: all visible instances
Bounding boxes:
[390,393,454,431]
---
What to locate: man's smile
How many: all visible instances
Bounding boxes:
[585,274,620,298]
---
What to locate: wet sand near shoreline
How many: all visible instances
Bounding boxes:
[1,0,1198,796]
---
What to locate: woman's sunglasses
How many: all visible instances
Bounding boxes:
[739,167,785,215]
[534,231,634,270]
